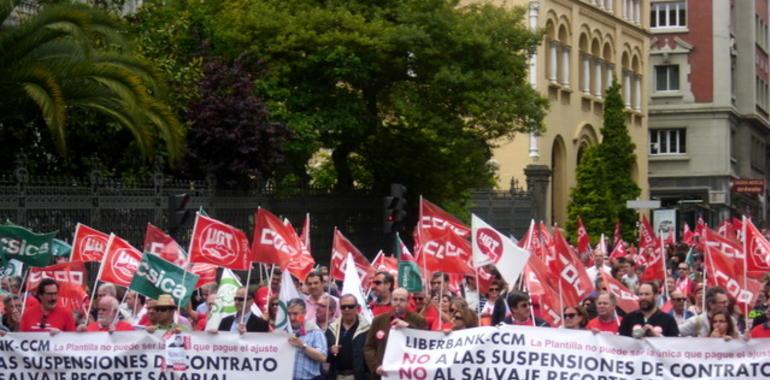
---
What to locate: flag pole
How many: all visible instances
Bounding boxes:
[558,279,564,328]
[265,264,276,315]
[19,265,30,317]
[741,215,749,332]
[84,236,111,325]
[474,267,482,318]
[241,262,254,324]
[111,287,129,327]
[660,232,669,298]
[418,196,428,292]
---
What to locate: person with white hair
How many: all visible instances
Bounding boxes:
[80,295,134,332]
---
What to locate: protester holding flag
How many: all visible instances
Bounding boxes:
[20,278,76,334]
[409,290,437,329]
[120,291,146,326]
[286,298,328,380]
[80,295,133,332]
[326,294,371,380]
[255,267,282,314]
[587,292,620,334]
[504,291,549,327]
[619,282,679,338]
[217,286,269,333]
[364,288,427,380]
[434,293,454,331]
[678,287,732,337]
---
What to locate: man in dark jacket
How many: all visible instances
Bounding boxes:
[364,288,427,380]
[619,282,679,338]
[325,294,370,380]
[218,286,269,333]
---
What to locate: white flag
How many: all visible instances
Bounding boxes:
[341,253,373,323]
[471,214,531,286]
[274,269,301,333]
[205,269,242,331]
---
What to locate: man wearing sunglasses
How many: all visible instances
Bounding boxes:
[217,286,269,333]
[326,294,370,380]
[667,290,694,324]
[20,278,76,334]
[369,271,394,316]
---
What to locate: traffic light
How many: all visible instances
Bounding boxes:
[168,193,192,235]
[384,184,407,233]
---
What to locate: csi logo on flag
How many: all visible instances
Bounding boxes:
[475,228,502,262]
[111,249,140,285]
[135,260,189,300]
[0,238,50,256]
[199,226,241,266]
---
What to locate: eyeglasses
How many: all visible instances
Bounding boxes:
[41,292,57,297]
[270,303,279,307]
[488,288,500,292]
[340,304,357,310]
[430,281,441,285]
[233,297,245,302]
[155,308,175,312]
[672,298,686,302]
[372,281,383,285]
[564,313,577,319]
[412,296,424,301]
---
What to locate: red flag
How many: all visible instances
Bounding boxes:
[99,234,142,287]
[414,198,470,257]
[330,229,373,283]
[743,218,770,278]
[609,240,627,260]
[600,271,639,313]
[144,223,216,288]
[144,223,186,267]
[372,251,398,277]
[704,243,757,311]
[703,227,742,258]
[285,213,315,281]
[524,255,562,327]
[70,223,109,262]
[189,213,251,270]
[637,216,665,282]
[548,228,593,306]
[416,229,474,274]
[251,208,301,268]
[682,223,695,246]
[613,221,622,247]
[576,217,590,254]
[28,262,88,313]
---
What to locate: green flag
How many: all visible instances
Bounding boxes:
[0,225,55,267]
[0,258,23,277]
[129,252,199,307]
[51,239,72,257]
[395,233,423,292]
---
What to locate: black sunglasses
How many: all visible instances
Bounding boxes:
[340,304,357,310]
[564,313,577,319]
[234,297,245,302]
[372,281,383,285]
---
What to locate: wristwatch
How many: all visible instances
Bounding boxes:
[301,343,307,351]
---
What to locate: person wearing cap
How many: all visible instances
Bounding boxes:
[79,295,134,332]
[145,294,190,333]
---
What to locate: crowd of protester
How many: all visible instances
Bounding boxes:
[1,239,770,380]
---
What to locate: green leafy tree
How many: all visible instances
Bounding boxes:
[0,0,184,168]
[567,82,640,243]
[209,0,547,205]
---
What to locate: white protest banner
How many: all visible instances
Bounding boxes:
[0,331,296,380]
[383,326,770,380]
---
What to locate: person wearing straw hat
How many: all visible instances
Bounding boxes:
[325,294,370,380]
[145,294,189,333]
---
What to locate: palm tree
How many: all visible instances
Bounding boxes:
[0,0,184,164]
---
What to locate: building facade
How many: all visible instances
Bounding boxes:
[648,0,770,228]
[491,0,651,226]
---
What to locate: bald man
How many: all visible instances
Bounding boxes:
[364,288,427,380]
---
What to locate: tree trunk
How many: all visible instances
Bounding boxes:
[332,143,353,193]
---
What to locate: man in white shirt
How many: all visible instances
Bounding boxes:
[586,251,612,285]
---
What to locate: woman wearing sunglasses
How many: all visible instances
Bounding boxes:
[479,281,503,326]
[563,305,589,329]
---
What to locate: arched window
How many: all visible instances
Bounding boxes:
[558,23,571,87]
[579,33,591,94]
